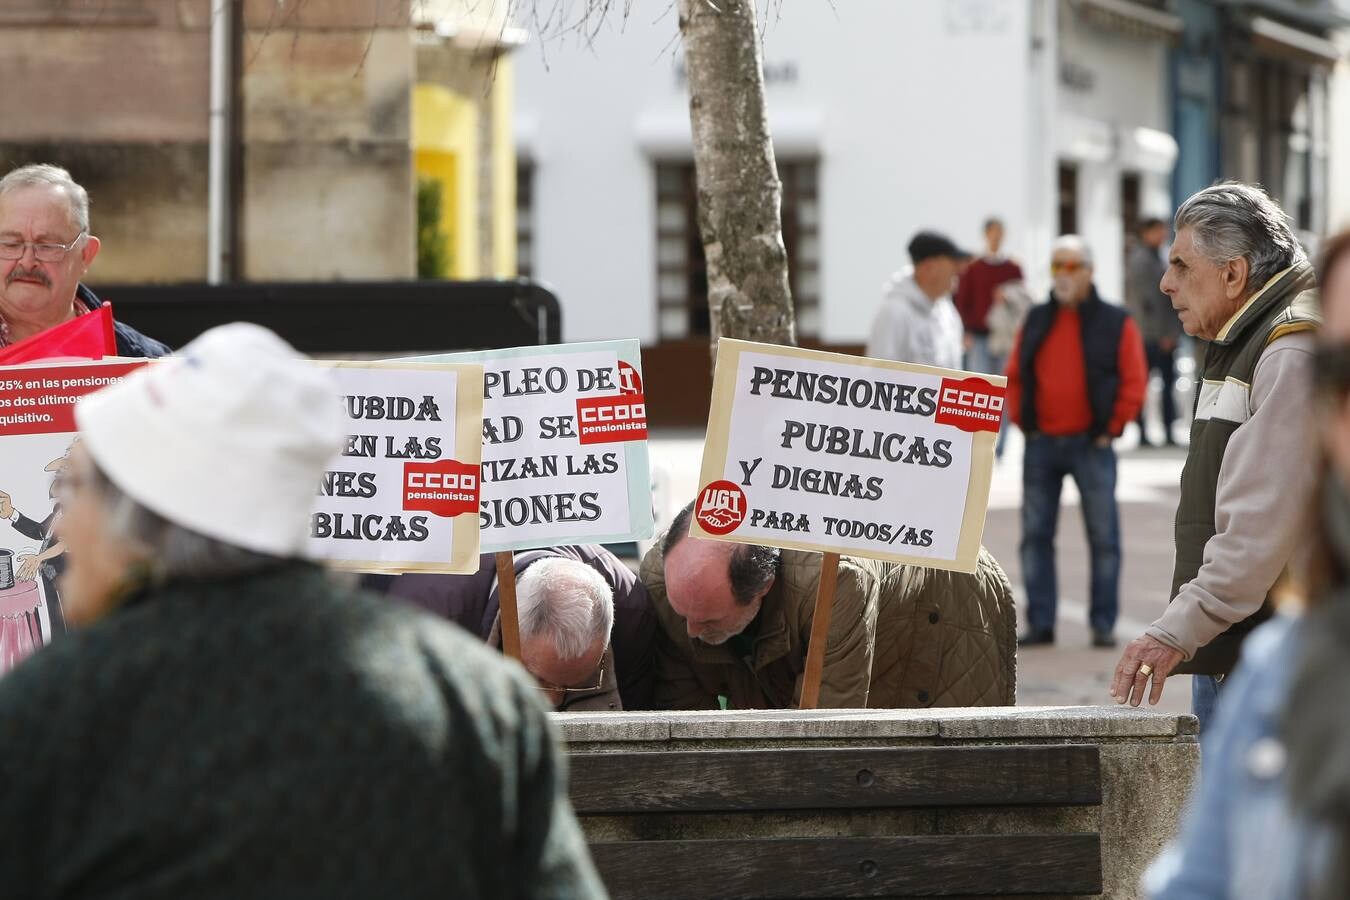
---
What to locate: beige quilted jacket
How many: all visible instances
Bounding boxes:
[643,545,1016,710]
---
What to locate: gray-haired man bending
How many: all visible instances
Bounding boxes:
[374,545,657,711]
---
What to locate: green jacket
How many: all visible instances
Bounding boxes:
[0,563,607,899]
[643,545,1016,709]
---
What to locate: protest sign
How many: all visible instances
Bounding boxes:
[694,339,1003,573]
[403,341,653,553]
[310,361,484,575]
[0,359,148,674]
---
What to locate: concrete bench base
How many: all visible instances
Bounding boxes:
[555,707,1199,899]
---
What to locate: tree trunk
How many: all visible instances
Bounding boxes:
[678,0,797,357]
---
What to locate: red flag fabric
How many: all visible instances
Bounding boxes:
[0,304,117,365]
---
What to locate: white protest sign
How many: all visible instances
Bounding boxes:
[0,359,149,675]
[309,361,484,574]
[402,340,653,553]
[692,339,1002,573]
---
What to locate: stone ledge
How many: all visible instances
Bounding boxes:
[553,706,1199,744]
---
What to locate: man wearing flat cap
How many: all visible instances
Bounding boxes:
[866,230,972,370]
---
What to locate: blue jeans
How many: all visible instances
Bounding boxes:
[1191,674,1224,733]
[1019,434,1121,633]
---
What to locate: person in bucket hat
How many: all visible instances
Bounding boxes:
[0,323,605,899]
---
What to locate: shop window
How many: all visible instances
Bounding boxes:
[1058,163,1079,236]
[654,159,821,340]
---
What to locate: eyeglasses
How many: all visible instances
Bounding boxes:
[534,662,605,698]
[0,230,86,263]
[1050,260,1088,275]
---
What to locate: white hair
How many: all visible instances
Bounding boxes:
[90,460,282,582]
[1052,234,1094,267]
[516,557,614,660]
[1174,181,1306,292]
[0,164,91,233]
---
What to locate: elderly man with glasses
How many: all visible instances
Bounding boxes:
[0,164,167,357]
[1005,235,1148,650]
[373,545,656,711]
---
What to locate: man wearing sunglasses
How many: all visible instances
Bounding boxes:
[0,164,167,358]
[1111,183,1319,731]
[1006,235,1148,651]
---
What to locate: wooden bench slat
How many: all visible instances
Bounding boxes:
[570,745,1101,814]
[589,835,1103,898]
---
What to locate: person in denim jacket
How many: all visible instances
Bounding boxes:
[1146,229,1350,899]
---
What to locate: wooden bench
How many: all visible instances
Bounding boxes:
[569,744,1103,898]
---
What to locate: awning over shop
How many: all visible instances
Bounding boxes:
[1219,0,1350,32]
[1058,115,1179,175]
[635,109,824,158]
[1247,14,1343,65]
[1070,0,1185,44]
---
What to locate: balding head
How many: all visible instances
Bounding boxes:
[661,501,778,645]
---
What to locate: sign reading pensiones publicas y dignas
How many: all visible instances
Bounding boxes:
[692,339,1005,574]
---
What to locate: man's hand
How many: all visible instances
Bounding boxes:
[962,334,974,351]
[1111,634,1185,706]
[1159,336,1178,354]
[1094,435,1112,448]
[15,553,37,582]
[0,491,11,519]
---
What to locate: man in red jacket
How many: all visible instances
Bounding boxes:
[1006,236,1147,648]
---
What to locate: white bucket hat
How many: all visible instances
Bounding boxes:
[75,323,343,557]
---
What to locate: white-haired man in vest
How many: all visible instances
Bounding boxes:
[1111,182,1320,731]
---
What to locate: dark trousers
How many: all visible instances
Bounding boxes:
[1137,341,1178,443]
[1020,434,1121,633]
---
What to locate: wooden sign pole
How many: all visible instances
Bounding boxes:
[495,550,523,661]
[798,551,840,710]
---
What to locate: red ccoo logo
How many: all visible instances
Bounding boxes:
[576,394,648,445]
[935,376,1005,434]
[695,480,746,536]
[403,459,480,518]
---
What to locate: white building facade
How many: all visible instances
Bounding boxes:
[515,0,1180,418]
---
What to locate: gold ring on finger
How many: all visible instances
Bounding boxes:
[1137,664,1153,678]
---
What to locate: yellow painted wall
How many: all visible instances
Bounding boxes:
[413,83,477,278]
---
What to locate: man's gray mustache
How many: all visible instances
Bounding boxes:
[6,267,50,287]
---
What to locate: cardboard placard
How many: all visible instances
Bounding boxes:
[400,340,653,553]
[310,360,484,574]
[693,339,1003,573]
[0,359,149,674]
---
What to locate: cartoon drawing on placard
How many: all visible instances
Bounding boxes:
[0,441,75,672]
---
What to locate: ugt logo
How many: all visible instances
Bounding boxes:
[695,480,746,536]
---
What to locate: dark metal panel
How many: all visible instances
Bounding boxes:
[89,279,562,353]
